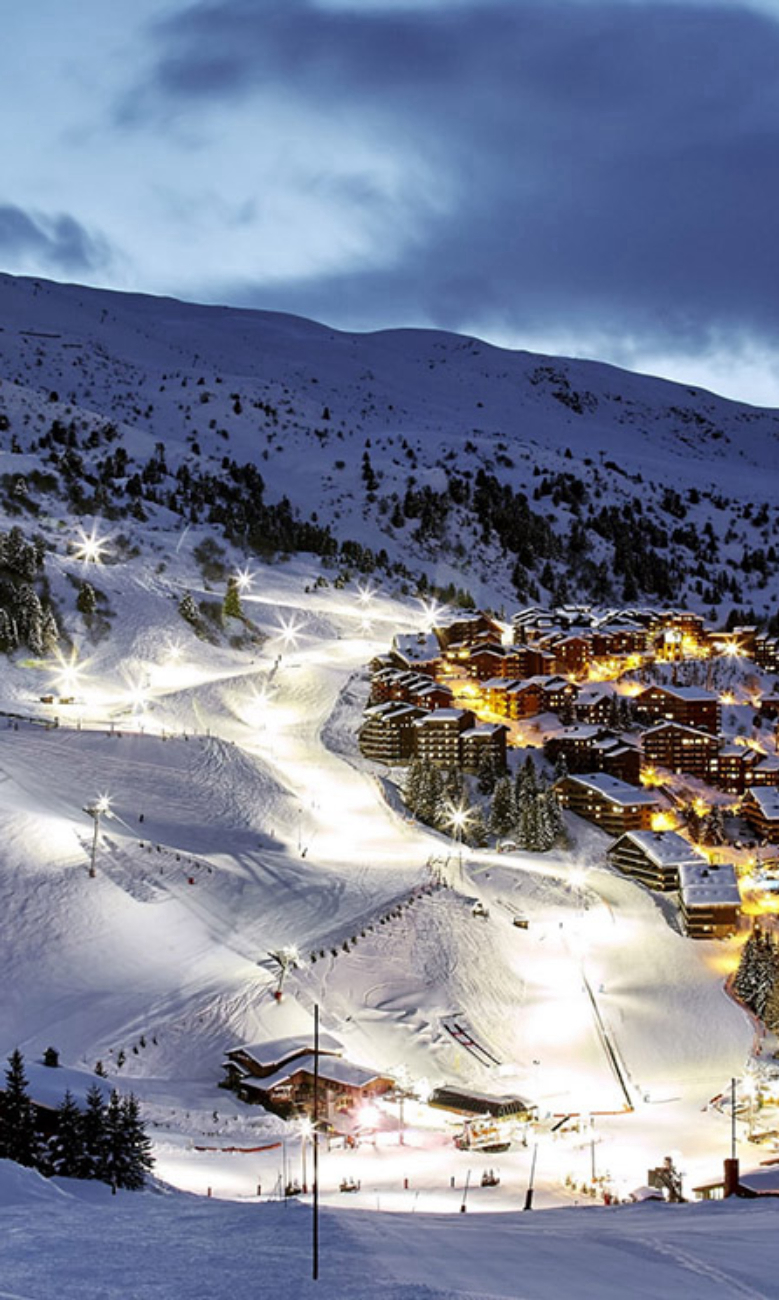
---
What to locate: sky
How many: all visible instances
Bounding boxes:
[4,0,779,404]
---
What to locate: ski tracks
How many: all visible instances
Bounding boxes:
[642,1236,772,1300]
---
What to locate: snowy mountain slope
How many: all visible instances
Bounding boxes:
[1,272,779,616]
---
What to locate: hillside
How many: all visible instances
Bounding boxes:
[1,272,779,620]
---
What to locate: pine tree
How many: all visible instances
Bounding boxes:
[443,767,464,808]
[403,758,425,814]
[476,748,499,795]
[119,1094,153,1189]
[465,807,489,848]
[753,932,779,1020]
[47,1090,85,1178]
[553,751,569,782]
[79,1084,108,1180]
[0,1049,39,1167]
[489,776,518,840]
[733,929,762,1008]
[516,755,538,807]
[222,577,243,621]
[76,581,97,620]
[178,591,199,627]
[518,793,541,851]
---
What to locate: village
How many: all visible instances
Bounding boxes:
[358,604,779,945]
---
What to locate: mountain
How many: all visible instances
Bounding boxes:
[1,271,778,620]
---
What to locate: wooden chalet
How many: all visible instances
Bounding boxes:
[554,773,660,835]
[460,722,508,774]
[413,707,474,769]
[717,744,762,796]
[635,684,721,735]
[391,631,440,674]
[538,632,593,676]
[641,721,721,781]
[358,702,424,765]
[546,726,641,784]
[608,830,704,892]
[742,788,779,843]
[434,611,503,651]
[678,861,740,938]
[482,677,544,720]
[575,687,613,725]
[754,634,779,673]
[223,1035,393,1122]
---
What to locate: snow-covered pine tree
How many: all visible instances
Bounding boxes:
[403,758,426,815]
[120,1094,154,1189]
[13,584,45,654]
[178,591,199,627]
[47,1090,85,1178]
[78,1084,108,1180]
[733,929,762,1008]
[76,581,97,620]
[41,607,58,652]
[416,766,444,827]
[489,776,517,840]
[465,807,489,848]
[476,747,499,795]
[553,751,569,782]
[518,792,541,851]
[103,1089,131,1191]
[0,1049,40,1167]
[443,767,464,808]
[516,755,538,808]
[753,932,779,1020]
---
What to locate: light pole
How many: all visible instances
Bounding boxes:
[83,794,112,878]
[444,803,472,881]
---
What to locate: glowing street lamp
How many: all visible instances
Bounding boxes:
[73,524,110,565]
[444,802,472,877]
[275,616,303,651]
[356,584,375,606]
[234,567,255,593]
[83,793,112,879]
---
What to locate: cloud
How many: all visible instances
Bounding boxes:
[119,0,779,358]
[0,204,112,274]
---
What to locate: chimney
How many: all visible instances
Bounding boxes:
[723,1158,740,1198]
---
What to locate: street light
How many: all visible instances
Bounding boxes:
[234,567,255,593]
[73,524,110,565]
[443,802,472,879]
[83,794,112,878]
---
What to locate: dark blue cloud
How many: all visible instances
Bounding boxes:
[121,0,779,352]
[0,204,111,274]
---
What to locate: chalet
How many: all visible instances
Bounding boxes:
[575,687,613,725]
[761,694,779,720]
[391,631,440,674]
[224,1034,343,1086]
[553,773,660,835]
[458,642,507,681]
[678,861,740,938]
[591,622,648,657]
[539,676,580,714]
[716,743,759,796]
[635,684,721,735]
[750,756,779,788]
[608,830,704,892]
[502,644,557,679]
[641,721,721,781]
[742,788,779,843]
[358,702,424,765]
[434,611,503,651]
[413,708,475,769]
[538,633,593,676]
[460,722,508,774]
[482,677,544,720]
[547,726,641,784]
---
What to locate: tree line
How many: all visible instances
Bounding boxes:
[0,1049,153,1191]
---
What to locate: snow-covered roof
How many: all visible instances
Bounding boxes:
[745,787,779,819]
[642,684,718,702]
[227,1033,342,1067]
[679,861,740,908]
[461,724,507,739]
[393,632,440,661]
[642,720,719,739]
[240,1054,387,1093]
[17,1063,113,1112]
[563,773,659,805]
[611,830,704,867]
[413,708,467,724]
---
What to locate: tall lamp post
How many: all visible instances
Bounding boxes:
[83,794,112,879]
[444,803,472,883]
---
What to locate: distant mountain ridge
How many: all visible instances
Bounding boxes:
[0,271,778,621]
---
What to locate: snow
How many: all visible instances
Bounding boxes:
[0,272,778,1293]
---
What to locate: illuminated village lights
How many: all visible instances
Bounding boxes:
[651,810,679,832]
[356,584,375,606]
[275,616,303,649]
